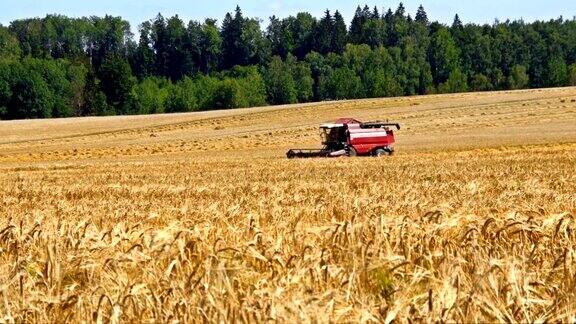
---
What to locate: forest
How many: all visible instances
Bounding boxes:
[0,4,575,119]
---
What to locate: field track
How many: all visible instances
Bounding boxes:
[0,88,575,322]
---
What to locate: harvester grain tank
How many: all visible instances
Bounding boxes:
[286,118,401,158]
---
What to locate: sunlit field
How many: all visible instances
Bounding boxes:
[1,87,576,322]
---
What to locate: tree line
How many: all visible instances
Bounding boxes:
[1,4,576,119]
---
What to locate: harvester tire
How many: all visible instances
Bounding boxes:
[375,148,389,157]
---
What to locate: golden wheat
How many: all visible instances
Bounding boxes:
[1,88,576,322]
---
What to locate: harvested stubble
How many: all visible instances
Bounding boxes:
[1,88,576,322]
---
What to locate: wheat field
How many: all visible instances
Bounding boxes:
[1,88,576,322]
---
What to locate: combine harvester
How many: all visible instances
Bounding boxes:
[287,118,401,159]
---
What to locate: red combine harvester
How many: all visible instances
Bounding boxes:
[287,118,401,158]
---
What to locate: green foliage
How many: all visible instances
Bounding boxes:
[332,11,348,54]
[471,74,492,91]
[315,10,334,55]
[166,77,198,112]
[211,71,266,109]
[12,73,52,118]
[0,58,87,119]
[0,27,21,60]
[131,21,155,79]
[0,80,10,116]
[305,51,328,100]
[429,27,461,84]
[98,56,136,114]
[91,91,113,116]
[164,15,188,81]
[267,16,293,58]
[265,56,297,105]
[350,6,369,45]
[3,6,576,120]
[229,65,267,107]
[221,6,269,68]
[569,64,576,86]
[365,69,402,97]
[327,67,362,100]
[289,56,314,102]
[547,57,568,87]
[508,65,529,90]
[162,65,266,112]
[439,68,468,93]
[134,77,170,114]
[418,63,434,94]
[211,79,238,109]
[350,6,386,48]
[415,5,429,25]
[199,20,223,74]
[194,74,220,108]
[242,19,270,66]
[2,61,52,119]
[292,13,316,60]
[66,64,88,115]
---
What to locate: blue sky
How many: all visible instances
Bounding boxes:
[1,0,575,32]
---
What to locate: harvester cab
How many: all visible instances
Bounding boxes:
[286,118,401,159]
[320,123,348,151]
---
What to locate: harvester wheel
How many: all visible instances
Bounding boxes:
[375,149,388,157]
[348,147,357,157]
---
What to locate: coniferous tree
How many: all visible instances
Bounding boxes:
[384,8,395,47]
[363,19,385,48]
[415,5,429,25]
[132,21,155,79]
[349,6,365,45]
[451,14,465,49]
[151,14,168,77]
[165,15,187,81]
[184,21,203,75]
[221,6,245,68]
[393,3,409,40]
[395,3,406,18]
[452,14,463,29]
[332,11,347,54]
[315,10,333,55]
[372,7,380,20]
[267,16,285,57]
